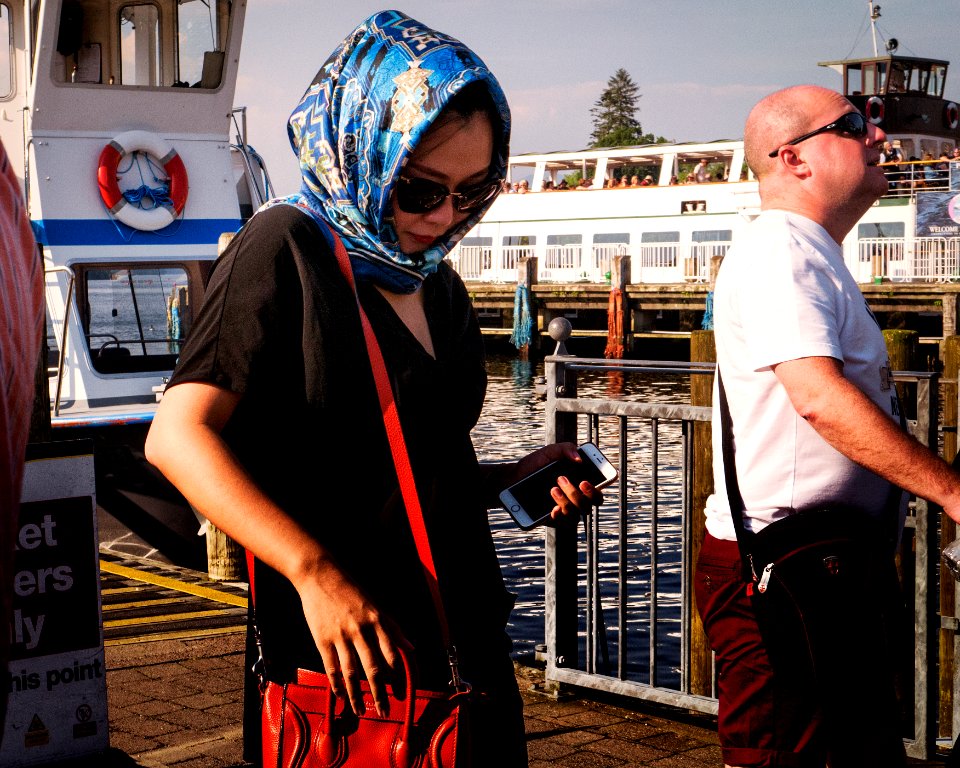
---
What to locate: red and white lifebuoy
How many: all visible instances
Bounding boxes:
[97,130,189,231]
[945,102,959,131]
[865,96,885,125]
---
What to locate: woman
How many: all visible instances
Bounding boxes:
[145,10,597,765]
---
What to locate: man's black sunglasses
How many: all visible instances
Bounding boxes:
[767,111,868,158]
[395,176,502,214]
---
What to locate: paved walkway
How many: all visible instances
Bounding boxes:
[56,553,957,767]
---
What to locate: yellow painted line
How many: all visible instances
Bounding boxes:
[102,596,195,612]
[105,625,245,647]
[103,608,236,628]
[99,560,247,608]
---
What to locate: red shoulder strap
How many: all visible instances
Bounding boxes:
[326,227,453,650]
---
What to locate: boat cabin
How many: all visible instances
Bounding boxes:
[820,54,960,158]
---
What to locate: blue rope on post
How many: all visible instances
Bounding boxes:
[509,284,533,349]
[701,291,714,330]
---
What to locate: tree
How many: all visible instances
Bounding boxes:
[590,69,645,148]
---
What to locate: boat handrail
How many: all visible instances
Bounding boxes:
[231,107,273,209]
[46,266,76,418]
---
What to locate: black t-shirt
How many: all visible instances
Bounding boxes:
[169,205,513,685]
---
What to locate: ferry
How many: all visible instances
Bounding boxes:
[449,7,960,352]
[1,0,269,563]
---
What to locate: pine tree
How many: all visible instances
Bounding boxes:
[590,69,645,148]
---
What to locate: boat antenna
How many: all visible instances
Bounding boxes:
[869,1,880,57]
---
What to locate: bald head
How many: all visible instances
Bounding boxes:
[743,84,887,243]
[744,86,834,178]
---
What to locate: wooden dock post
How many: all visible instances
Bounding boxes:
[883,329,919,411]
[516,256,538,360]
[604,254,631,358]
[940,336,959,737]
[688,329,715,696]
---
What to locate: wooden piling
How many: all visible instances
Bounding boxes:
[883,329,919,414]
[517,256,538,360]
[688,329,715,696]
[940,336,959,736]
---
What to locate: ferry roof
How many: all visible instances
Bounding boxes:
[818,54,950,72]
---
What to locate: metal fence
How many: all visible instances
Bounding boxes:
[542,353,950,760]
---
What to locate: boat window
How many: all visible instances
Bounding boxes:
[81,265,190,374]
[120,3,160,86]
[863,63,877,96]
[641,231,680,243]
[593,233,629,244]
[546,234,582,245]
[503,235,535,246]
[460,237,492,247]
[0,4,11,99]
[692,230,732,242]
[845,63,862,95]
[888,62,908,93]
[176,0,223,88]
[927,64,946,97]
[858,222,905,239]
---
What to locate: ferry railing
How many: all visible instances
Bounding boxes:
[857,237,960,283]
[542,352,942,759]
[881,160,957,198]
[450,245,489,280]
[637,243,681,283]
[542,245,585,282]
[685,242,730,283]
[592,244,628,283]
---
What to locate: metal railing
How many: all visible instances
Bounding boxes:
[542,353,946,759]
[856,237,960,282]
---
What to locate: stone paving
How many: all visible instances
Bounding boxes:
[86,634,952,767]
[45,546,955,767]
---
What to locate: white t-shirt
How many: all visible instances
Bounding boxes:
[704,210,899,541]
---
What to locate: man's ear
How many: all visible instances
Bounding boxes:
[777,147,813,180]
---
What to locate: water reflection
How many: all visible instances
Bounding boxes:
[476,354,691,685]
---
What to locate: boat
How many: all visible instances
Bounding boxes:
[2,0,271,566]
[448,2,960,351]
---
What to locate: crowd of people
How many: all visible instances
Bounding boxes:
[879,140,960,190]
[503,163,730,193]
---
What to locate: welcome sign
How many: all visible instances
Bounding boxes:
[1,441,107,766]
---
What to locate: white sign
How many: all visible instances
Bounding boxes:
[1,441,107,766]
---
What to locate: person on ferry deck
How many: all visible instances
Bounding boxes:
[143,11,600,766]
[696,85,960,768]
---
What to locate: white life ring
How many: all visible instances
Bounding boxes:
[946,102,959,131]
[865,96,884,125]
[97,130,189,231]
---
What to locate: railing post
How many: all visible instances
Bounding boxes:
[544,319,579,685]
[688,330,715,696]
[942,337,960,741]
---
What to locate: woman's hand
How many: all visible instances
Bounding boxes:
[293,559,409,718]
[505,442,603,524]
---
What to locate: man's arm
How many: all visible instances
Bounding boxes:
[773,355,960,523]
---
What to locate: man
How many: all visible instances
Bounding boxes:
[695,85,960,767]
[694,157,710,183]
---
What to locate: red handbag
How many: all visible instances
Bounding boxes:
[261,646,469,768]
[256,222,471,768]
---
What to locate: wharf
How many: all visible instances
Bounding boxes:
[467,281,960,355]
[62,551,955,767]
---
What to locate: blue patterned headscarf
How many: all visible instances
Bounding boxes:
[282,10,511,292]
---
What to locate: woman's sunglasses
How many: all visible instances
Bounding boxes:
[767,111,868,158]
[395,176,502,214]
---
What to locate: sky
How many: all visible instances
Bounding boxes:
[234,1,960,196]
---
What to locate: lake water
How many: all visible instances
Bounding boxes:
[475,354,691,684]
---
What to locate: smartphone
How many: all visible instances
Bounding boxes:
[499,442,618,530]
